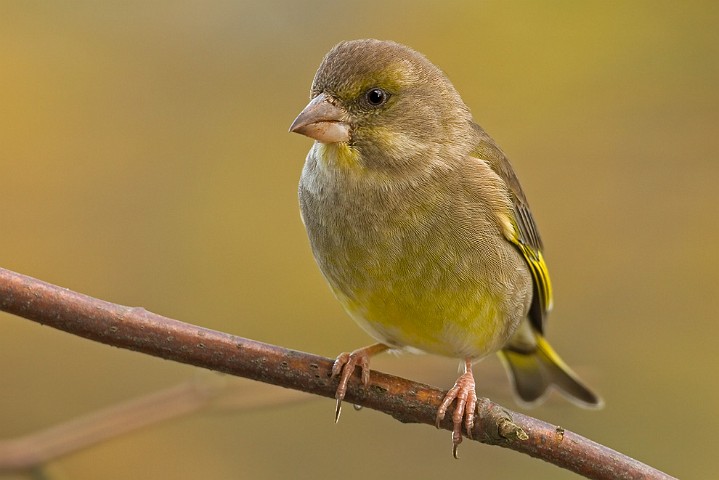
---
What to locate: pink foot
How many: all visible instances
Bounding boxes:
[436,359,478,458]
[331,343,388,421]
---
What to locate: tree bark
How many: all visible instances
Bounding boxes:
[0,267,675,480]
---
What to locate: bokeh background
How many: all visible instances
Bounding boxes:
[1,2,717,478]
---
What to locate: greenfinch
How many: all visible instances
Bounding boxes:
[290,39,601,456]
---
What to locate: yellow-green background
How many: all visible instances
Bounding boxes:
[2,2,717,478]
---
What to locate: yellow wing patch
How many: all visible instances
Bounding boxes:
[517,241,553,313]
[499,212,553,314]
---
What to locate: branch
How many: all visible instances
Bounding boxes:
[0,267,674,480]
[0,376,309,472]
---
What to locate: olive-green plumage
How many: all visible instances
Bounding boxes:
[291,39,601,439]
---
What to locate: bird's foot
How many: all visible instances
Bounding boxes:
[331,343,388,422]
[436,360,478,458]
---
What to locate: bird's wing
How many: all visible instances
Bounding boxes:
[470,125,553,333]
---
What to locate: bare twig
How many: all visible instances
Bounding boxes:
[0,376,308,472]
[0,267,675,479]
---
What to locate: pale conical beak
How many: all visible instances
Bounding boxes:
[289,93,350,144]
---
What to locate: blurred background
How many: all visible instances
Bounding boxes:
[1,1,717,478]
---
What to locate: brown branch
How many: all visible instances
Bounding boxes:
[0,376,309,471]
[0,267,675,480]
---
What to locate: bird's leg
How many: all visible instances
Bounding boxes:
[331,343,389,422]
[436,358,478,458]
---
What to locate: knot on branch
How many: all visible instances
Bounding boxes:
[474,397,527,444]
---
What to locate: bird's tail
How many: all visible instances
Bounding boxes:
[498,334,603,408]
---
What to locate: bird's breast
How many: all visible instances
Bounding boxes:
[299,150,531,359]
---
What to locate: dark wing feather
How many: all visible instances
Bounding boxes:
[470,124,553,333]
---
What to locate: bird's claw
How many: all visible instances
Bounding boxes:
[331,349,372,422]
[436,368,478,458]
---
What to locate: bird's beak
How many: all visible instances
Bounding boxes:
[289,93,350,144]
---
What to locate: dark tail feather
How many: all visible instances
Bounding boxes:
[498,334,603,408]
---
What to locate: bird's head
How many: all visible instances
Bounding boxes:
[290,39,475,173]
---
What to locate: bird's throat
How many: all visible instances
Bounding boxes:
[315,142,361,170]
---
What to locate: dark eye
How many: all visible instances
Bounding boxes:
[365,88,389,107]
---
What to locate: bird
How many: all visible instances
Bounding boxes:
[289,39,601,456]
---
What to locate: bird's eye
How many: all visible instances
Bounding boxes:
[365,88,389,107]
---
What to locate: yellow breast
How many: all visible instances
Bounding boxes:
[324,230,530,360]
[300,144,532,360]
